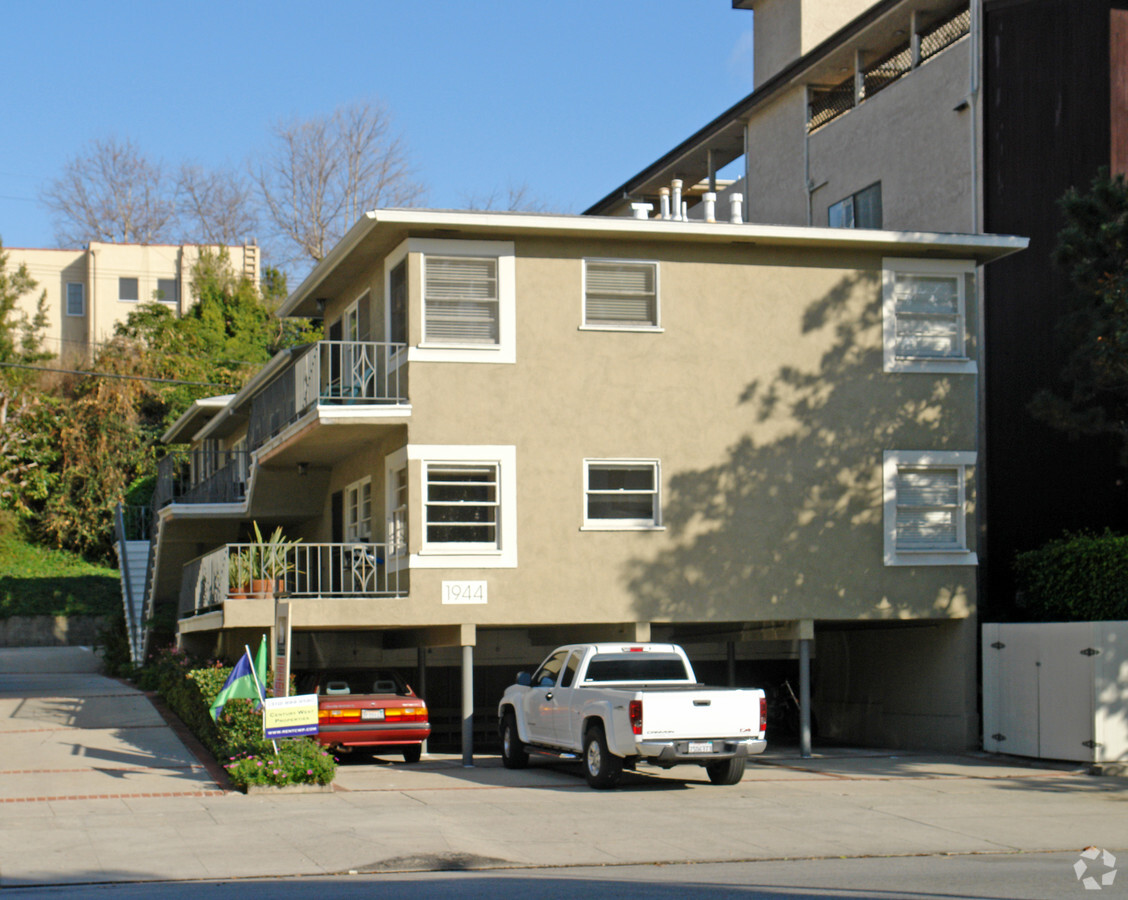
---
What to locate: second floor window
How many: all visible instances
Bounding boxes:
[157,278,178,305]
[66,282,85,316]
[583,260,658,329]
[424,463,499,548]
[882,258,976,374]
[119,277,139,302]
[829,182,882,229]
[423,256,499,345]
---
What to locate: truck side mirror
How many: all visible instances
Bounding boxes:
[516,671,532,687]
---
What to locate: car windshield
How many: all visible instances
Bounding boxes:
[583,653,690,683]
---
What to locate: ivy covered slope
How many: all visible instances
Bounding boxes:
[0,513,119,618]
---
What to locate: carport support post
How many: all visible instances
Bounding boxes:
[726,641,736,687]
[799,619,814,759]
[460,624,476,767]
[417,646,427,755]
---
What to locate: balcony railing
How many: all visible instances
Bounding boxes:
[156,449,251,509]
[248,341,407,449]
[180,541,404,616]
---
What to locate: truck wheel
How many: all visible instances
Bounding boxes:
[500,712,528,769]
[401,745,422,764]
[583,724,623,789]
[706,757,746,785]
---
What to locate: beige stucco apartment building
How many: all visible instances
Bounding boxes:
[135,207,1023,755]
[7,241,260,362]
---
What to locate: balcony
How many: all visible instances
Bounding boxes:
[155,448,251,509]
[180,540,406,617]
[248,341,407,449]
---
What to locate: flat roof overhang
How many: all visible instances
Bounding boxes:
[278,207,1026,318]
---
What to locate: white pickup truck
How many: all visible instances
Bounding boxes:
[497,642,766,788]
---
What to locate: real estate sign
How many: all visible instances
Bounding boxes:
[262,693,319,739]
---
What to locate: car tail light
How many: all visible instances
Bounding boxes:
[385,704,429,723]
[320,708,361,724]
[760,696,767,733]
[629,699,643,735]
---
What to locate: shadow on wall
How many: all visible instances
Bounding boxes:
[627,270,974,625]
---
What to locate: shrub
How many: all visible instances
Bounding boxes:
[1013,529,1128,621]
[224,738,336,789]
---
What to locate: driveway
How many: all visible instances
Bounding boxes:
[0,646,223,802]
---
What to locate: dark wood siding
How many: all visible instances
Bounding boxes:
[983,0,1128,612]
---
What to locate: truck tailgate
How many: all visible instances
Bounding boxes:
[639,688,760,739]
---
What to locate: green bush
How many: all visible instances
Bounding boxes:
[1013,529,1128,621]
[139,645,334,787]
[224,739,336,789]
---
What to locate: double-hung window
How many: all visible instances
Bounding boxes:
[583,260,659,329]
[424,256,499,345]
[65,283,85,317]
[583,460,661,529]
[883,451,976,566]
[882,258,976,374]
[425,463,500,548]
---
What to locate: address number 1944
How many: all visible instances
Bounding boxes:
[442,581,488,605]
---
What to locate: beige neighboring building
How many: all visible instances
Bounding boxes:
[129,207,1024,757]
[7,241,260,362]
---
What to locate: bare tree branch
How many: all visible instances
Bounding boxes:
[461,180,551,213]
[40,137,177,246]
[175,163,259,246]
[252,100,425,265]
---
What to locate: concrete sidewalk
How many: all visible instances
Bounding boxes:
[1,647,1126,887]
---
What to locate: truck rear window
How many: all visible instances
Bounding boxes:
[584,654,689,682]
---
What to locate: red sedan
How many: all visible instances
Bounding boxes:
[298,669,430,762]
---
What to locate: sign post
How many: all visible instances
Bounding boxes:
[273,599,291,699]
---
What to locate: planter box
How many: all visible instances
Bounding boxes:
[241,782,334,795]
[982,621,1128,764]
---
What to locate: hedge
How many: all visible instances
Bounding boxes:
[1013,529,1128,621]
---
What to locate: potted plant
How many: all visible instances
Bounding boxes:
[228,548,252,599]
[252,521,301,597]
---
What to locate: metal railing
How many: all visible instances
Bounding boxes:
[248,341,407,449]
[156,449,251,508]
[181,541,404,615]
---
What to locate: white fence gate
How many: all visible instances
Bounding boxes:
[982,621,1128,764]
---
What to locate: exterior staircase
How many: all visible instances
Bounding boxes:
[114,504,152,665]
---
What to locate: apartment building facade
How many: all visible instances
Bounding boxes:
[7,241,260,362]
[136,208,1022,754]
[588,0,1128,615]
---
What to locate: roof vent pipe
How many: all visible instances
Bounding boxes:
[730,193,744,224]
[671,179,683,221]
[631,202,654,220]
[702,192,717,223]
[659,187,671,220]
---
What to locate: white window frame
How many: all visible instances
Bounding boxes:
[581,258,662,331]
[385,238,516,365]
[344,476,372,542]
[582,459,663,531]
[882,257,976,374]
[119,276,139,303]
[883,450,976,567]
[65,282,85,317]
[403,444,517,568]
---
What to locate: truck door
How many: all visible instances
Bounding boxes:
[549,650,582,748]
[522,650,567,745]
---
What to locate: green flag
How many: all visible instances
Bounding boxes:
[253,634,267,694]
[209,640,267,721]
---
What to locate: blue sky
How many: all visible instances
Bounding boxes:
[0,1,754,259]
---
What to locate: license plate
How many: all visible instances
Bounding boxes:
[361,709,385,721]
[688,741,713,753]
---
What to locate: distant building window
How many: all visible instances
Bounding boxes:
[882,257,976,374]
[119,277,139,302]
[584,460,661,529]
[583,260,659,329]
[65,282,85,317]
[829,182,882,229]
[156,278,178,305]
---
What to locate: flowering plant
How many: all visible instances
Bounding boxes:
[224,738,336,789]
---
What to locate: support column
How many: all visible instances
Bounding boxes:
[460,623,476,767]
[726,641,736,687]
[798,619,814,759]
